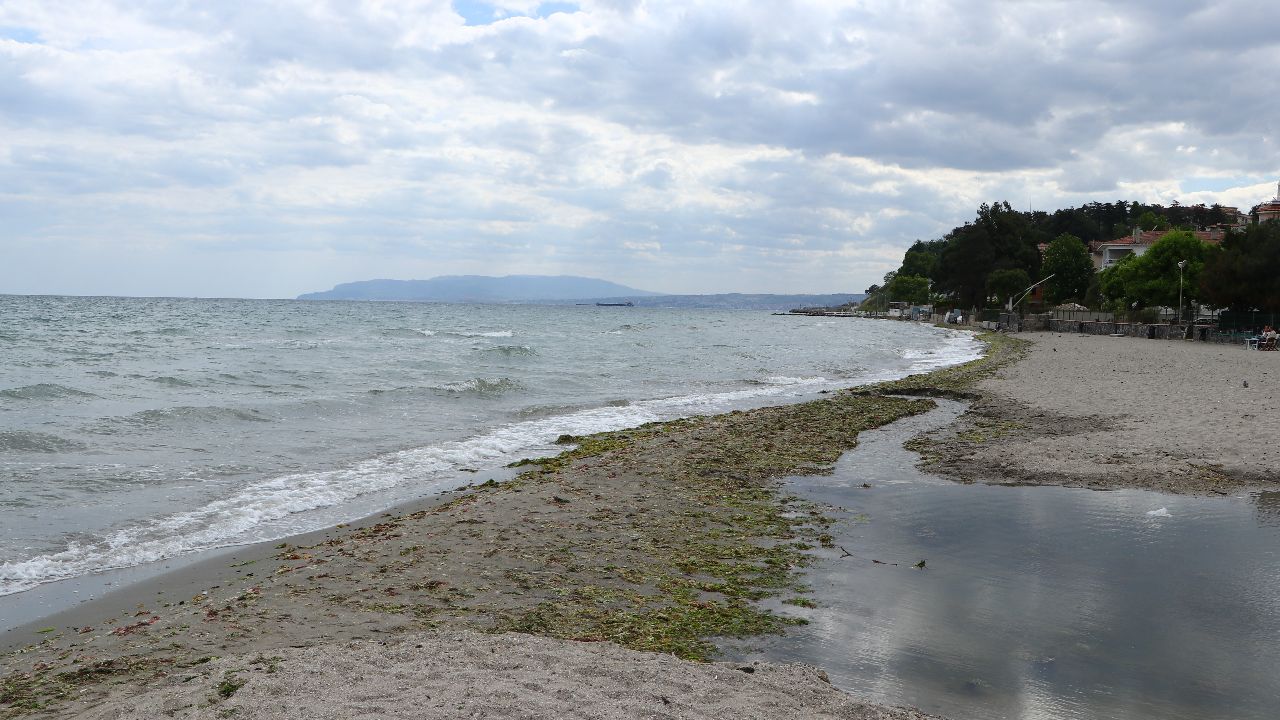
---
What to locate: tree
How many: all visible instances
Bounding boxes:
[886,274,930,305]
[1134,210,1169,231]
[933,202,1040,309]
[1041,233,1094,305]
[986,268,1031,308]
[1097,231,1211,317]
[1200,222,1280,313]
[899,240,945,280]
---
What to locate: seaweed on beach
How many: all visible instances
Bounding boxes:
[1,336,1016,715]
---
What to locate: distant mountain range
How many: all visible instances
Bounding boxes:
[297,275,662,303]
[297,275,863,310]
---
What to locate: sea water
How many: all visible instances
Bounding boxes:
[0,295,979,605]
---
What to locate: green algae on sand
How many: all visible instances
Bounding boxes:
[1,333,1025,717]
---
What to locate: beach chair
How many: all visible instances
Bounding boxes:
[1262,337,1278,351]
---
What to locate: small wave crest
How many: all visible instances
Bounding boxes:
[0,430,85,453]
[751,375,829,386]
[0,401,670,596]
[487,345,537,357]
[438,378,524,396]
[381,327,437,339]
[0,383,98,401]
[92,405,273,433]
[442,330,513,339]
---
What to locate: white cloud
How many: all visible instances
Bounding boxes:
[0,0,1277,297]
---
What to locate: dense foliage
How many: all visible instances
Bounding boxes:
[1199,222,1280,314]
[1040,233,1094,305]
[1097,231,1209,318]
[878,199,1243,311]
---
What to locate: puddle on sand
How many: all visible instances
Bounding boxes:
[722,400,1280,720]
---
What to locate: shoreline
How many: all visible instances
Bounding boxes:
[8,329,1265,718]
[2,334,1017,718]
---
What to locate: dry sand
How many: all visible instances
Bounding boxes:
[914,332,1280,493]
[72,630,932,720]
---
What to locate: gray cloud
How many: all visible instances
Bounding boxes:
[0,0,1277,297]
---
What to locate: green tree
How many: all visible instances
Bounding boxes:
[1041,233,1095,304]
[1134,210,1169,231]
[986,268,1031,308]
[899,240,945,280]
[1200,222,1280,313]
[886,274,931,304]
[933,202,1040,308]
[1097,231,1211,318]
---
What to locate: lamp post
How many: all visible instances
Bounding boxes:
[1177,260,1187,324]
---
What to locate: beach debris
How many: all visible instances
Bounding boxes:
[1243,380,1249,388]
[111,616,161,636]
[737,665,756,674]
[913,560,927,569]
[1146,507,1171,518]
[838,545,853,558]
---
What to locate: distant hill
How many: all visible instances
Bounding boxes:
[297,276,862,310]
[297,275,663,302]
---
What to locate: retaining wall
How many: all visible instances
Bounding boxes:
[1043,319,1245,345]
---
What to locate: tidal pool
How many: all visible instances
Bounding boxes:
[724,400,1280,720]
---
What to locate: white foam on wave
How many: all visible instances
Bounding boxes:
[761,375,828,386]
[0,326,986,596]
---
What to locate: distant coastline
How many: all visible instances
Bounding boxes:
[297,274,864,311]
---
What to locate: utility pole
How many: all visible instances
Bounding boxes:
[1177,260,1187,324]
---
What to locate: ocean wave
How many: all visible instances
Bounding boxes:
[0,323,985,597]
[149,375,195,388]
[91,405,273,433]
[0,383,98,401]
[0,401,669,596]
[437,378,525,396]
[441,330,513,339]
[381,327,437,339]
[486,345,537,357]
[0,430,85,453]
[756,375,829,386]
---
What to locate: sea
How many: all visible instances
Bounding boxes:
[0,295,980,603]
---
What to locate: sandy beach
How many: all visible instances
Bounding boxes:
[911,332,1280,494]
[4,330,1274,719]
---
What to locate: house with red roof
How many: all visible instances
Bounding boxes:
[1090,229,1225,269]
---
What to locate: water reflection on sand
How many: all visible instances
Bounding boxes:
[722,401,1280,720]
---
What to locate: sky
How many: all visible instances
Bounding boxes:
[1,0,1278,299]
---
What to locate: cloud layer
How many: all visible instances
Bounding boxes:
[2,0,1277,297]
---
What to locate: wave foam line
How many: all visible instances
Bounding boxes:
[0,328,983,596]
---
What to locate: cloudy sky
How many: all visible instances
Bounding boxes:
[2,0,1278,298]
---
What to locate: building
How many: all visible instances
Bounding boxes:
[1090,229,1225,269]
[1253,181,1280,224]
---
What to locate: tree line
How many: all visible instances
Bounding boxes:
[865,199,1280,319]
